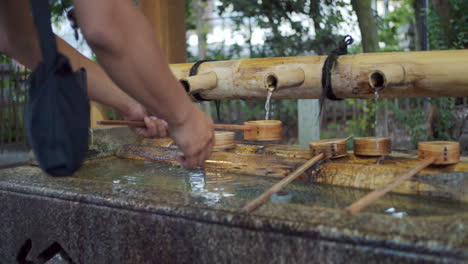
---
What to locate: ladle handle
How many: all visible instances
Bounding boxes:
[97,120,145,127]
[345,156,436,214]
[97,120,252,131]
[243,153,325,213]
[213,124,251,131]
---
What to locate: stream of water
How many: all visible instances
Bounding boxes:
[264,91,273,120]
[374,89,379,133]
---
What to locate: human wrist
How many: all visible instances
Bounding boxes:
[168,101,196,128]
[119,101,146,121]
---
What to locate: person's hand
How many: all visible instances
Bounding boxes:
[169,104,214,169]
[120,104,168,138]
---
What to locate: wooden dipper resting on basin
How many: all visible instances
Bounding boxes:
[354,137,391,156]
[97,120,282,141]
[309,138,348,159]
[346,141,460,214]
[243,137,349,213]
[213,131,235,150]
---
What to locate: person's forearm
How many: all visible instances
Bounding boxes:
[73,0,194,127]
[56,38,141,115]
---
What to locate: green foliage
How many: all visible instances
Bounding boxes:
[377,0,414,51]
[0,56,30,143]
[428,0,468,50]
[345,99,376,136]
[217,0,350,57]
[431,98,456,140]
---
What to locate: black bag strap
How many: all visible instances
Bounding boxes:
[29,0,57,64]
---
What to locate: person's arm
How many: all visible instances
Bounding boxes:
[72,0,214,168]
[56,38,168,138]
[0,0,166,137]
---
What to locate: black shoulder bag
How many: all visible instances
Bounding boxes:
[26,0,90,176]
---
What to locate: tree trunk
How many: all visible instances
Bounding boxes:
[351,0,380,136]
[192,0,212,118]
[431,0,453,45]
[351,0,379,52]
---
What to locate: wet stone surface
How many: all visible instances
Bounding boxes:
[1,159,468,263]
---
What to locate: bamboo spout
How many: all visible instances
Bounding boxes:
[264,67,305,91]
[180,71,218,95]
[368,64,405,91]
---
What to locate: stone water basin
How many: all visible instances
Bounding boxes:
[1,127,468,263]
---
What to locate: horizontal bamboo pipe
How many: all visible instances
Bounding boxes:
[242,153,325,213]
[345,156,436,214]
[168,50,468,99]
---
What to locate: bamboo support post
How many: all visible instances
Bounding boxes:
[168,50,468,99]
[242,153,325,213]
[345,141,460,214]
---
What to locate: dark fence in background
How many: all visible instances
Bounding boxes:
[0,56,30,153]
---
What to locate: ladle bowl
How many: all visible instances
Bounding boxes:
[418,141,460,165]
[243,120,282,141]
[309,138,348,159]
[354,137,391,156]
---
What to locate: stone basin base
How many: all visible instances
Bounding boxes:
[1,166,467,263]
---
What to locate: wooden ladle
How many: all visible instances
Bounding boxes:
[353,137,391,156]
[345,141,460,214]
[97,119,282,141]
[242,138,349,213]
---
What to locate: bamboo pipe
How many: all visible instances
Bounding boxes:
[168,50,468,99]
[242,153,325,213]
[180,71,218,95]
[345,141,460,214]
[263,67,305,91]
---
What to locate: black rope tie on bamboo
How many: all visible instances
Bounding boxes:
[320,35,354,106]
[188,60,213,102]
[188,60,223,121]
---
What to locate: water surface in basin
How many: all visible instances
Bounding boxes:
[75,158,468,217]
